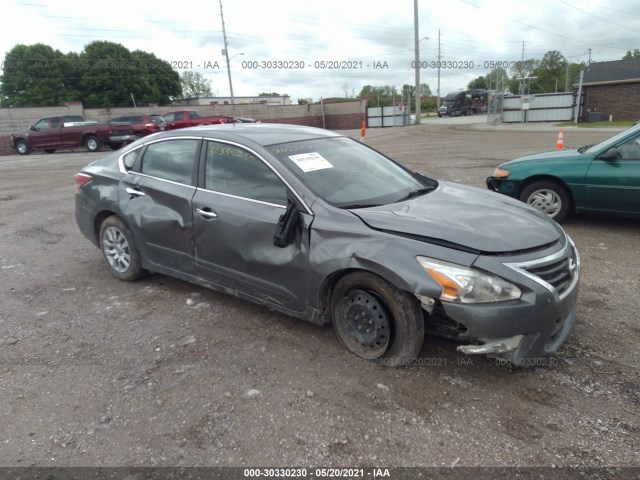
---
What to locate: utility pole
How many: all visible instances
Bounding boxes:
[520,41,525,95]
[437,29,441,110]
[414,0,421,124]
[219,0,235,105]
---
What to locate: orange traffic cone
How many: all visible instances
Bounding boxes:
[555,129,564,149]
[360,120,366,142]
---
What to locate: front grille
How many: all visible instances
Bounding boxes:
[505,240,579,300]
[523,256,573,296]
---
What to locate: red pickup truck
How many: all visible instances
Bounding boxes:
[11,115,135,155]
[162,110,233,130]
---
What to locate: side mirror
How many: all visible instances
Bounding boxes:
[29,125,37,131]
[598,147,618,162]
[274,198,301,248]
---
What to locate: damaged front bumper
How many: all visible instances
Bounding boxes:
[417,237,580,364]
[457,335,523,355]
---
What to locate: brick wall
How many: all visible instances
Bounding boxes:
[0,100,367,155]
[582,82,640,122]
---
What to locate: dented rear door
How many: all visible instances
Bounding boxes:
[118,138,200,274]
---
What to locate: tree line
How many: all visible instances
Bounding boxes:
[468,49,639,95]
[0,41,215,108]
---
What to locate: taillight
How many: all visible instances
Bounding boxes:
[75,172,92,192]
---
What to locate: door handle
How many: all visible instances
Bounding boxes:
[125,187,146,197]
[196,208,218,219]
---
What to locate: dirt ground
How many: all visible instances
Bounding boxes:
[1,117,639,473]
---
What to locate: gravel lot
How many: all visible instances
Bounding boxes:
[1,117,639,472]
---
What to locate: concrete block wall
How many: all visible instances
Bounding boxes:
[0,100,366,155]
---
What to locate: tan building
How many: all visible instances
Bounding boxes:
[173,95,291,107]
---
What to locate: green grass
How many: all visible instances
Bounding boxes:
[558,120,635,128]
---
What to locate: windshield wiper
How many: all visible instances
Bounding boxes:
[395,186,436,203]
[577,144,593,154]
[340,203,383,210]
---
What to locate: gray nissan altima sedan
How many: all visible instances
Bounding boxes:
[75,124,579,367]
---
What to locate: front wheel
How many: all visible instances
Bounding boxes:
[15,140,29,155]
[85,135,102,152]
[331,272,425,367]
[99,216,147,281]
[519,180,570,222]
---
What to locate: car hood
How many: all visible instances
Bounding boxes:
[502,148,583,166]
[350,181,563,254]
[13,128,32,137]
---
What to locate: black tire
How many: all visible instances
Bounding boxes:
[519,180,571,222]
[85,135,102,152]
[44,149,56,154]
[15,140,29,155]
[331,271,425,367]
[99,216,147,281]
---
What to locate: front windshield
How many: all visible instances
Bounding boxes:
[268,137,435,208]
[584,123,640,155]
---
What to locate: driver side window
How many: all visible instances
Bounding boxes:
[205,141,287,205]
[617,137,640,160]
[34,118,50,129]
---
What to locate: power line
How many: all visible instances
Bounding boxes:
[558,0,638,32]
[456,0,624,50]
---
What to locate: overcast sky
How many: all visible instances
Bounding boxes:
[2,0,638,103]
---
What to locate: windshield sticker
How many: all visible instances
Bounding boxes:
[288,152,334,172]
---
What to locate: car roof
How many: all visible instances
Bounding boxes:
[151,123,343,147]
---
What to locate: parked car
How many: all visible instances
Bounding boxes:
[75,124,579,366]
[233,117,259,123]
[162,110,229,130]
[487,123,640,222]
[107,114,165,140]
[471,89,488,100]
[149,114,166,130]
[11,115,134,155]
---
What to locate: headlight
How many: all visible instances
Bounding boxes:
[416,257,521,304]
[492,167,510,178]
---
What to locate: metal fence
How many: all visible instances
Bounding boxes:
[367,105,411,127]
[487,92,504,124]
[499,92,576,123]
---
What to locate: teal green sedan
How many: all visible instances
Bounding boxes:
[487,123,640,222]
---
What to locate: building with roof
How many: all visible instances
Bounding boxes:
[580,59,640,122]
[173,95,291,107]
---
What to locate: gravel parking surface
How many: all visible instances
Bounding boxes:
[1,118,638,471]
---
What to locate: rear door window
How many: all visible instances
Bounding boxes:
[140,139,199,185]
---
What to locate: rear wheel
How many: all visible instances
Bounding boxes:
[99,216,147,281]
[85,135,101,152]
[519,180,570,222]
[331,272,425,367]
